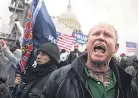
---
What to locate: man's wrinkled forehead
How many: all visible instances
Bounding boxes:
[92,23,115,33]
[88,23,118,39]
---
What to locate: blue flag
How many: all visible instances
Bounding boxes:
[17,0,57,72]
[32,0,57,48]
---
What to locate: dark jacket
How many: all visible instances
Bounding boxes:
[43,52,138,98]
[0,49,11,98]
[16,62,57,98]
[0,81,11,98]
[68,50,82,64]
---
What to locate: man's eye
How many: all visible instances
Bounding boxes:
[103,32,110,37]
[105,34,110,37]
[92,33,99,36]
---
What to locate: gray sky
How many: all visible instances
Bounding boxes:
[0,0,138,42]
[0,0,138,54]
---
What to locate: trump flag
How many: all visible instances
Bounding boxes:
[18,0,57,73]
[32,0,57,48]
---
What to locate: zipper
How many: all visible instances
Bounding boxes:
[73,78,80,98]
[116,88,119,98]
[79,81,85,98]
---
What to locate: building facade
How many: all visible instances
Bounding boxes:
[51,1,86,52]
[0,0,30,48]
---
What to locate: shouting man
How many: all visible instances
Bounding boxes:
[43,23,137,98]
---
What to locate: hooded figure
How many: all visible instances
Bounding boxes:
[16,42,60,98]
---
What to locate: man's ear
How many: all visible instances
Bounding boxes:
[114,43,119,53]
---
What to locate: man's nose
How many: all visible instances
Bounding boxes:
[37,53,41,59]
[97,33,105,41]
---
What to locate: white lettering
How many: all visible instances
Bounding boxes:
[48,35,57,44]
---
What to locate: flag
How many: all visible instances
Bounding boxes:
[126,42,138,55]
[17,1,35,73]
[57,33,76,53]
[33,0,57,48]
[18,0,57,73]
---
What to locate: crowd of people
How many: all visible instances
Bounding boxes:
[0,23,138,98]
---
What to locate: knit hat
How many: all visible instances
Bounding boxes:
[37,42,60,63]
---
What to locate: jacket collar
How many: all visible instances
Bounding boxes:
[70,52,132,97]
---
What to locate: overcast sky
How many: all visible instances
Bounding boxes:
[0,0,138,54]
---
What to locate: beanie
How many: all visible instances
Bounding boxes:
[37,42,60,63]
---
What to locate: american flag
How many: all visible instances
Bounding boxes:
[126,42,138,55]
[57,34,76,53]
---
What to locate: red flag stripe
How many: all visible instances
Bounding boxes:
[57,34,76,53]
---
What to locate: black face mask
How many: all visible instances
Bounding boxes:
[37,60,55,67]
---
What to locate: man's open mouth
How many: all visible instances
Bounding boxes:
[94,45,106,53]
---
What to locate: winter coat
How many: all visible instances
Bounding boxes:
[0,81,11,98]
[16,62,57,98]
[0,47,12,98]
[125,66,136,82]
[0,52,9,83]
[43,52,138,98]
[2,47,20,88]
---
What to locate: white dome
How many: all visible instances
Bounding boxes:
[59,4,80,25]
[59,11,78,23]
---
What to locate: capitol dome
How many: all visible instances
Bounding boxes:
[59,8,79,23]
[59,1,81,30]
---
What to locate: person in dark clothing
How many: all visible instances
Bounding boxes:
[15,42,60,98]
[68,44,82,64]
[42,23,137,98]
